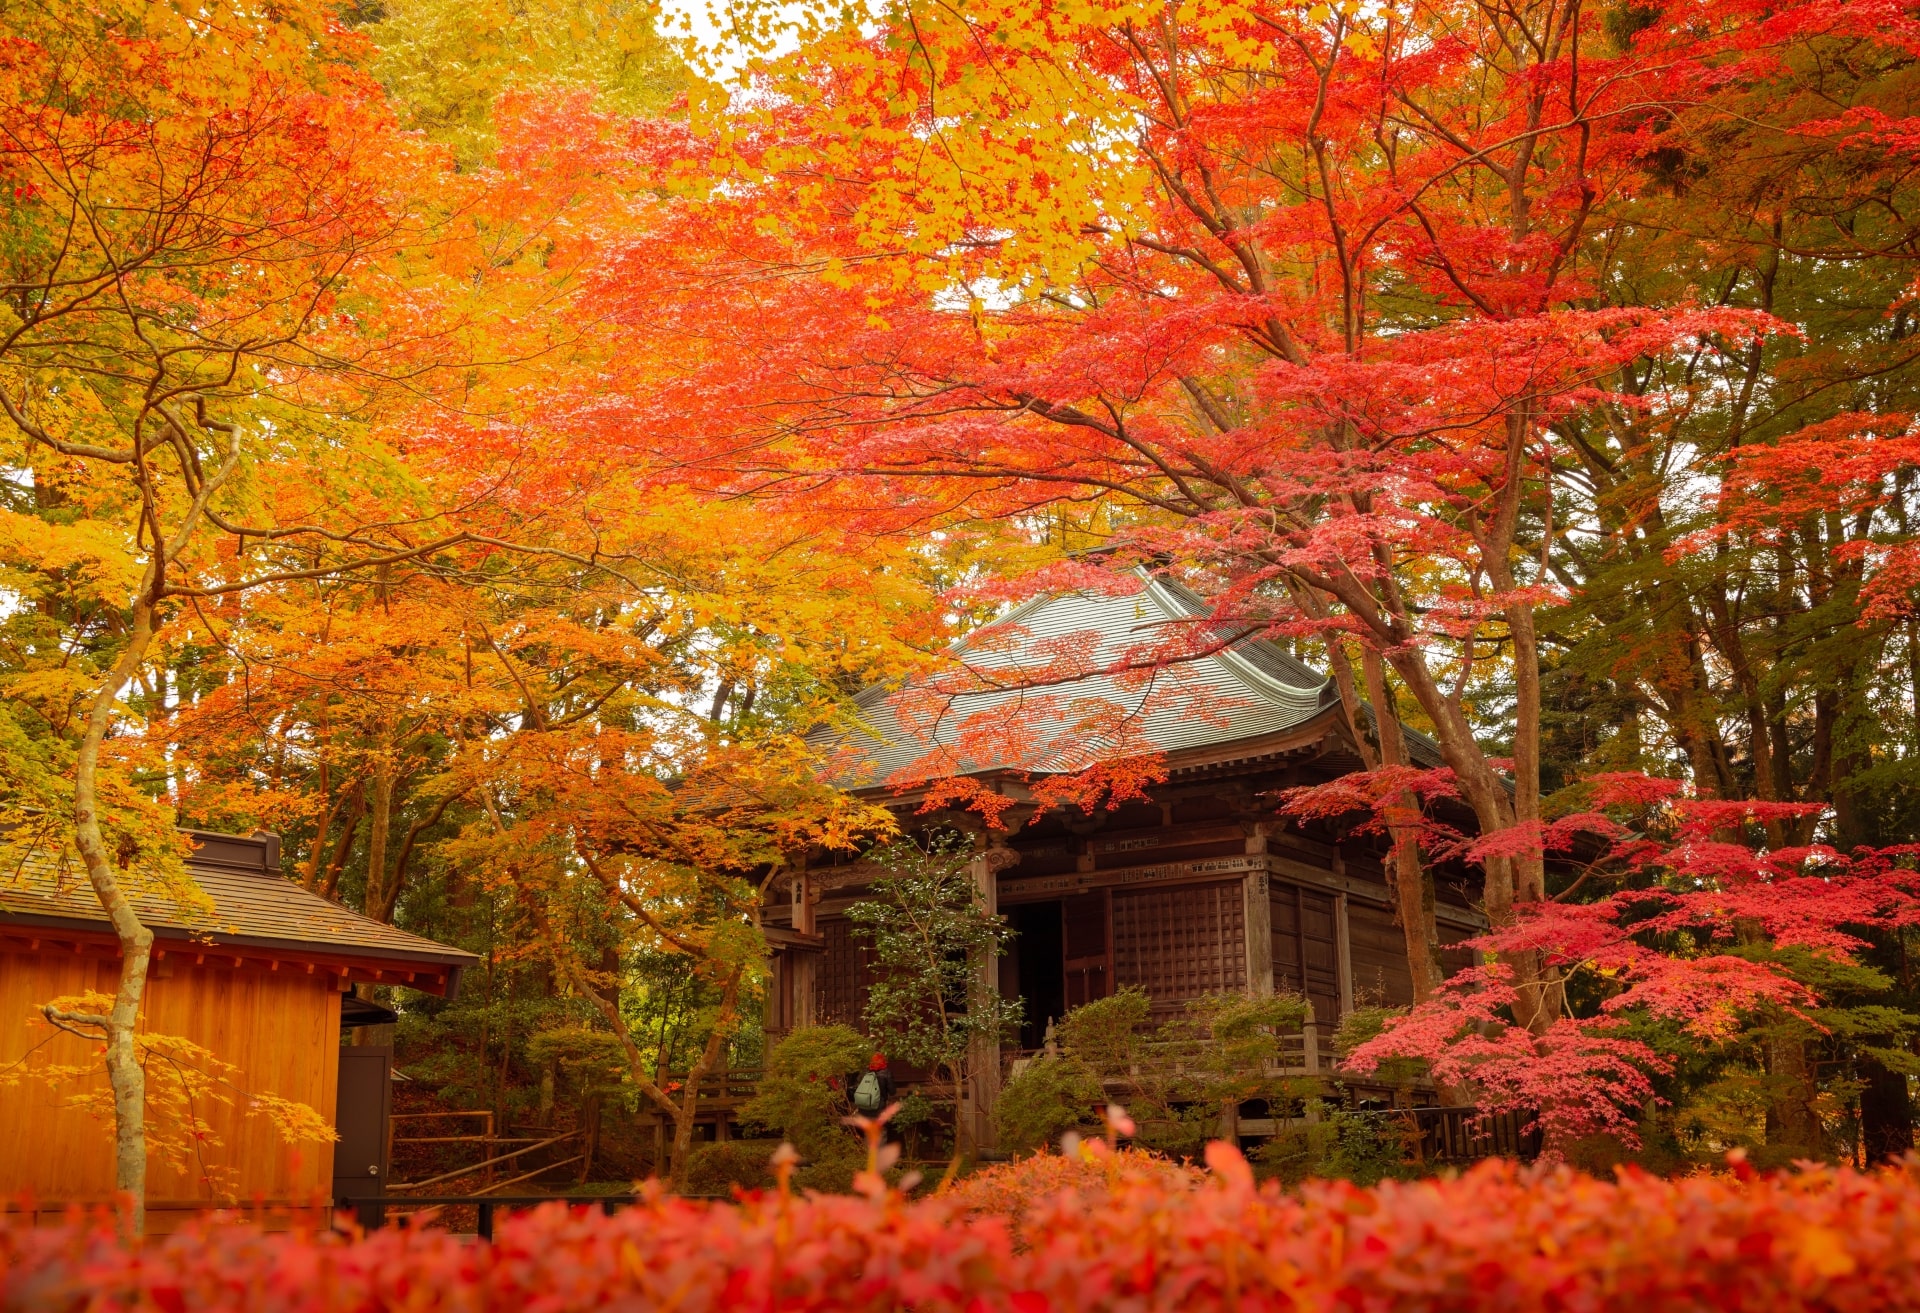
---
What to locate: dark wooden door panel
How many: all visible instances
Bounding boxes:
[1061,890,1111,1008]
[1271,882,1342,1026]
[815,917,873,1029]
[332,1045,391,1201]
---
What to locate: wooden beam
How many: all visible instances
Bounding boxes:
[1334,893,1355,1017]
[1244,871,1274,998]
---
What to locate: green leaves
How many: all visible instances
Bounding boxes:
[848,838,1021,1079]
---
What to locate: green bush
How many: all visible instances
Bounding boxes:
[1255,1104,1424,1186]
[1010,987,1325,1161]
[736,1024,869,1191]
[1332,1006,1426,1090]
[681,1139,781,1195]
[995,1053,1104,1154]
[1056,987,1154,1071]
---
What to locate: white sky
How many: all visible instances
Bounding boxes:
[656,1,811,78]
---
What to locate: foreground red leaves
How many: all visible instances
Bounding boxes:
[6,1148,1919,1312]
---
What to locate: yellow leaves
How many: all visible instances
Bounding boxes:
[1,669,98,723]
[367,0,688,163]
[245,1091,342,1145]
[0,511,142,605]
[707,0,1158,291]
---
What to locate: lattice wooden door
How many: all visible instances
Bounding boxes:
[814,917,873,1028]
[1111,880,1247,1011]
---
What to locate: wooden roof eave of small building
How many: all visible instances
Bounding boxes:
[0,833,478,997]
[761,923,827,952]
[0,913,472,996]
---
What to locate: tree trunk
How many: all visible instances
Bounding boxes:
[1373,641,1563,1032]
[371,788,465,925]
[72,592,160,1233]
[363,758,395,920]
[666,967,744,1188]
[1763,1028,1825,1161]
[1357,647,1444,1003]
[320,786,365,900]
[1859,1055,1914,1166]
[577,1093,602,1184]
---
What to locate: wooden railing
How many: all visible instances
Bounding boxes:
[388,1111,589,1195]
[1008,1021,1333,1082]
[1404,1105,1541,1163]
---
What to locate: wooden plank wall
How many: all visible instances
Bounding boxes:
[0,949,340,1207]
[1346,901,1482,1009]
[1346,899,1419,1008]
[1270,882,1343,1024]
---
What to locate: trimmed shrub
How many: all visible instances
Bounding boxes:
[735,1024,869,1191]
[5,1149,1920,1310]
[994,1054,1105,1155]
[681,1139,783,1196]
[944,1146,1203,1226]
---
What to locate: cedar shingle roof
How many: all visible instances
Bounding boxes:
[0,830,476,973]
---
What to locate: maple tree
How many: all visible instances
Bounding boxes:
[470,0,1920,1167]
[0,0,489,1224]
[1323,778,1920,1157]
[2,11,1002,1196]
[560,0,1758,1029]
[7,0,1920,1205]
[0,0,777,1220]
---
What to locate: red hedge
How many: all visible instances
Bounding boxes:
[6,1149,1920,1311]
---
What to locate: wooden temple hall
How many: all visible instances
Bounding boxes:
[764,575,1484,1148]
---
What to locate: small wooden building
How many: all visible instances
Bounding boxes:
[0,829,475,1228]
[768,576,1484,1148]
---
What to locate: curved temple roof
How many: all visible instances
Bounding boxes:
[814,574,1374,791]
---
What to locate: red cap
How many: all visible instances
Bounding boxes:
[869,1052,887,1071]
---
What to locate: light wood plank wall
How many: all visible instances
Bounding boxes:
[0,949,340,1205]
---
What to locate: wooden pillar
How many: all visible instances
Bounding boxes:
[791,868,818,1030]
[1334,892,1354,1018]
[1244,868,1274,998]
[1244,827,1274,999]
[965,850,1002,1154]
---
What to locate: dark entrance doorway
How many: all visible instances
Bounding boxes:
[1061,890,1112,1009]
[1009,901,1064,1049]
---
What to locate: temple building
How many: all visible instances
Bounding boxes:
[763,574,1484,1149]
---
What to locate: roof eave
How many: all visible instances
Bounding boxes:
[0,910,478,974]
[842,709,1348,805]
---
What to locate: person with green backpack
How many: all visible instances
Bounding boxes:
[851,1051,895,1116]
